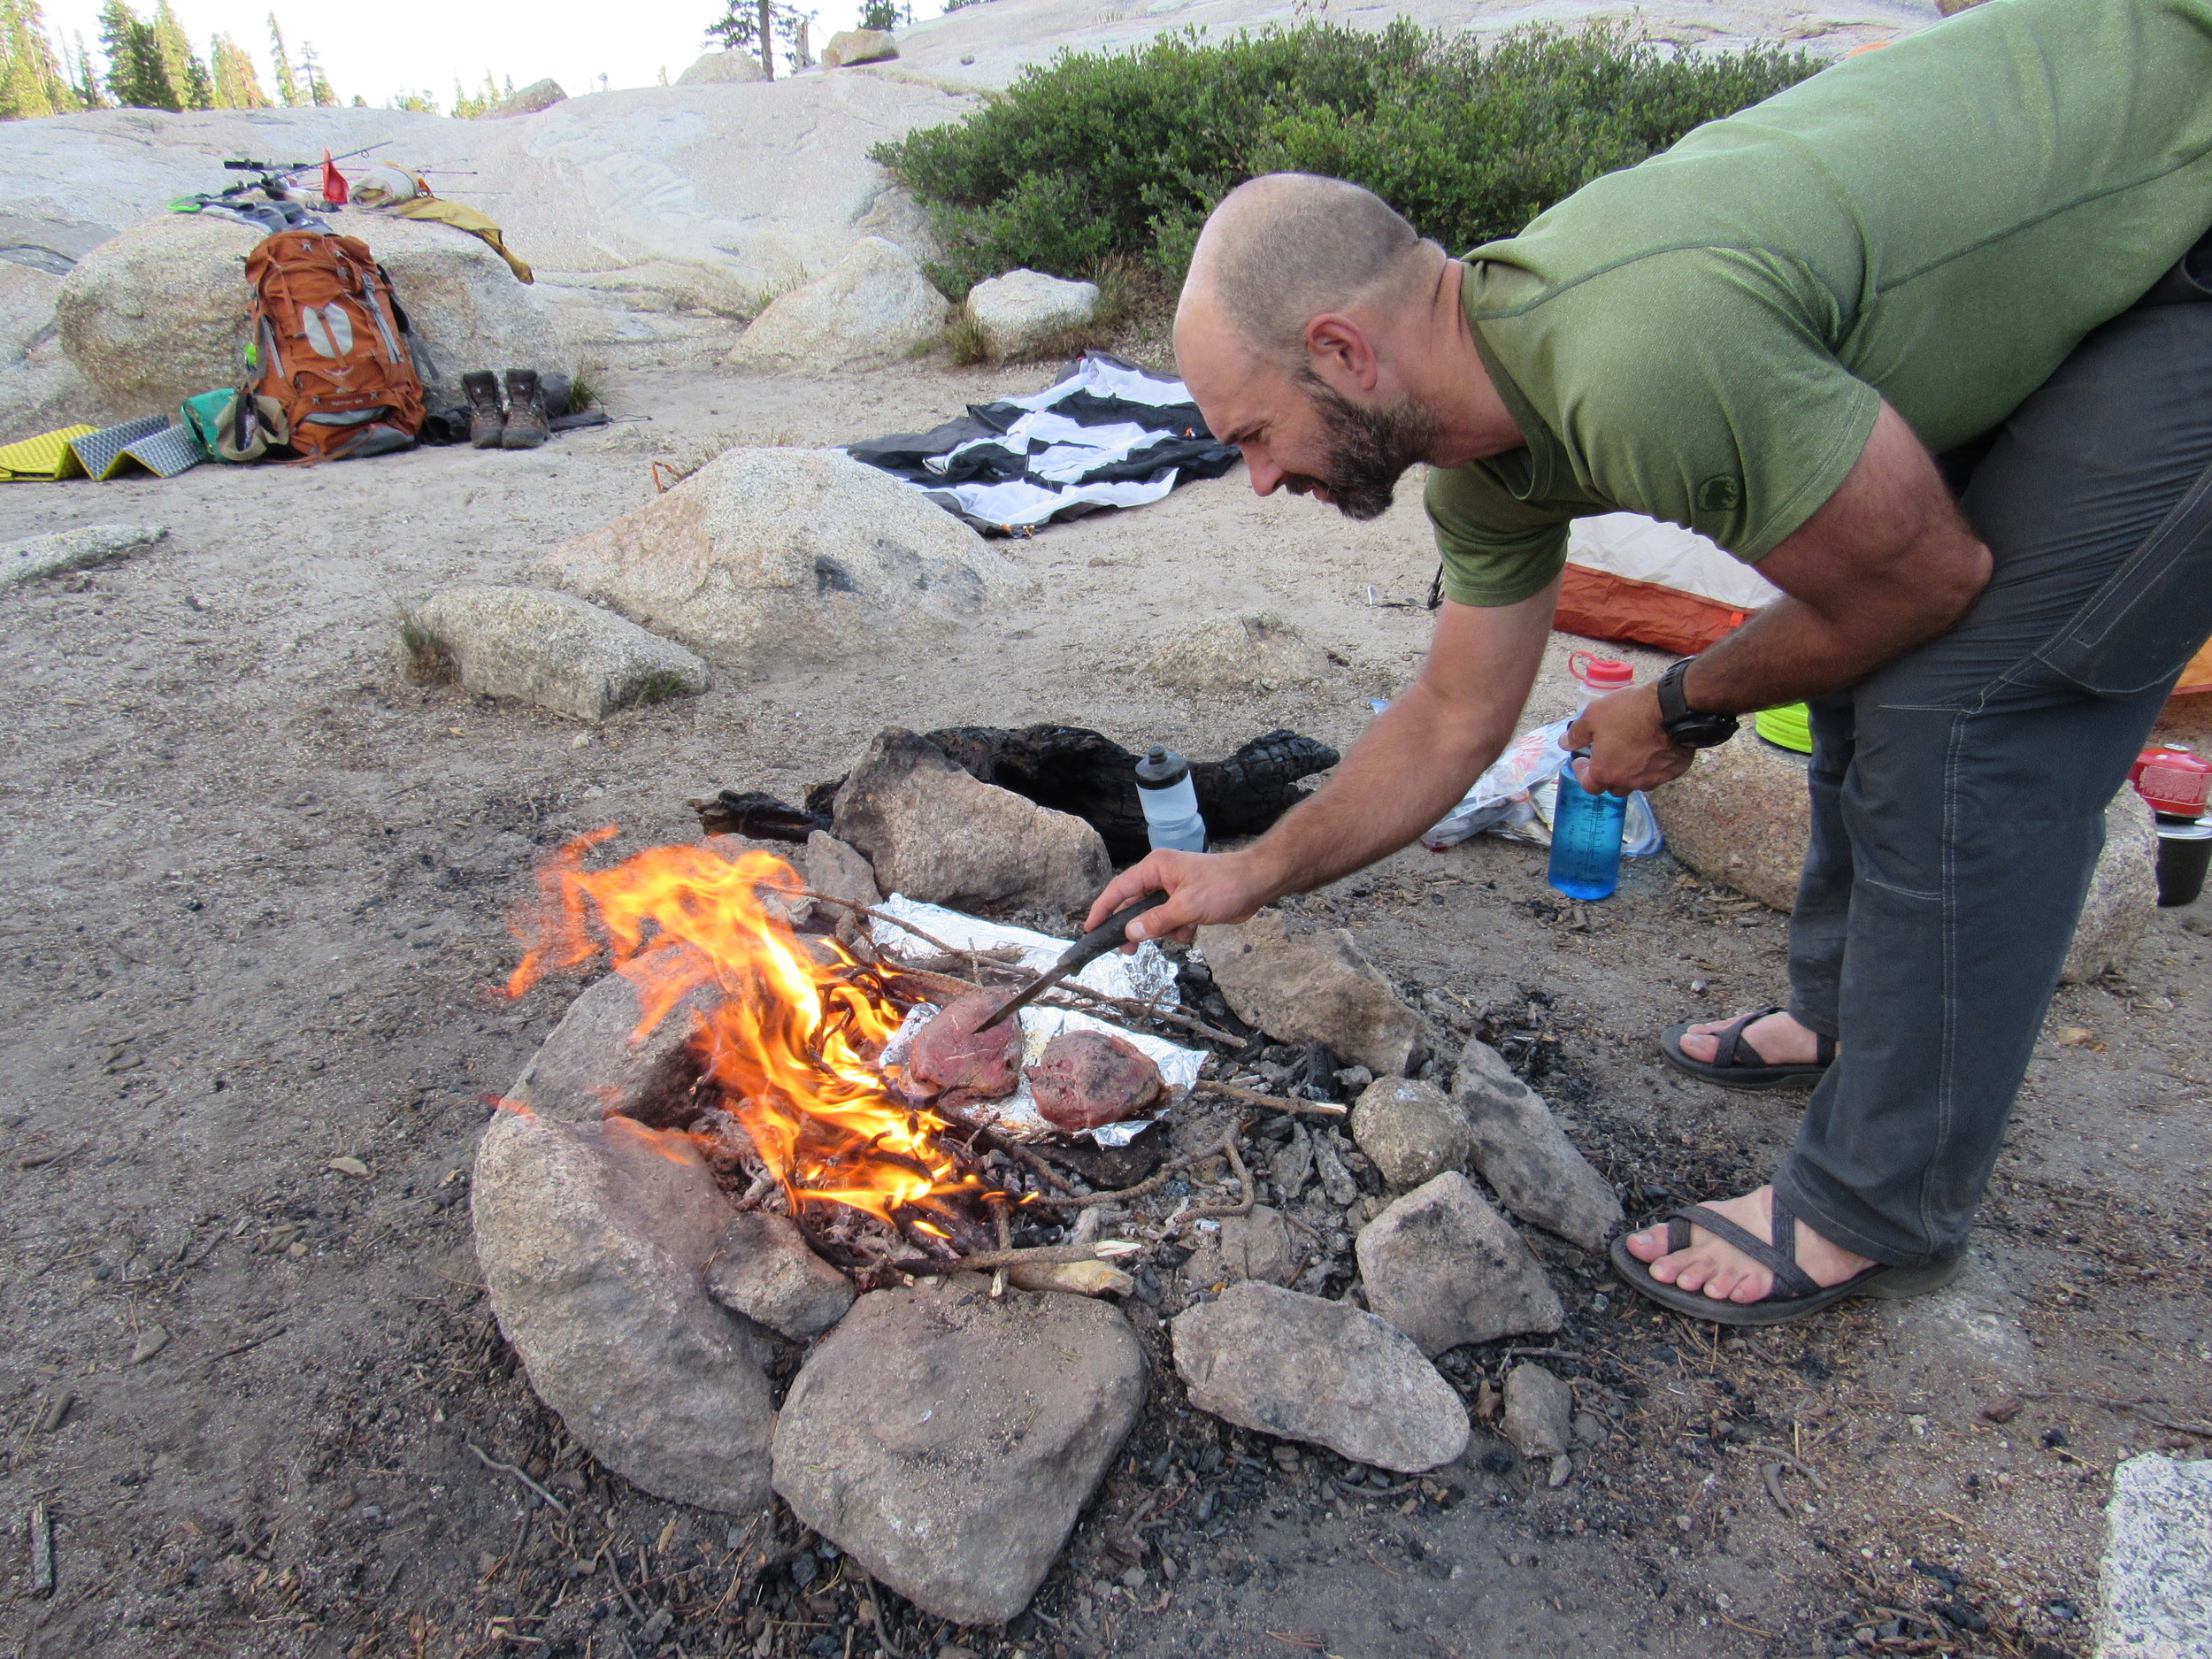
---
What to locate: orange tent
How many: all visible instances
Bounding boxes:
[1555,512,2212,697]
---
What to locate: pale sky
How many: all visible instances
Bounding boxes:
[41,0,942,111]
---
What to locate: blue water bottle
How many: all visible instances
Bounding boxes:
[1548,650,1633,900]
[1548,757,1626,900]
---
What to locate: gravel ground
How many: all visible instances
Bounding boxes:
[0,355,2205,1659]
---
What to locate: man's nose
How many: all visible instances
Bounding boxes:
[1242,447,1283,495]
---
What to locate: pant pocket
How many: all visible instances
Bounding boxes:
[2033,454,2212,695]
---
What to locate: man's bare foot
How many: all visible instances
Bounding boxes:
[1677,1010,1826,1067]
[1622,1187,1875,1304]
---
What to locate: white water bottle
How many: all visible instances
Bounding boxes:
[1135,746,1206,853]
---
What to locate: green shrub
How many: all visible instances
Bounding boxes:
[873,20,1817,298]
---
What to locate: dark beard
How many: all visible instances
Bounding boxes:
[1292,368,1439,521]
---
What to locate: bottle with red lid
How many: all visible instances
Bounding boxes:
[2131,745,2212,821]
[1568,649,1635,694]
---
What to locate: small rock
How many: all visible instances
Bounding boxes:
[1501,1362,1573,1458]
[772,1277,1145,1624]
[327,1156,371,1179]
[1145,613,1332,695]
[1268,1122,1314,1200]
[821,27,899,66]
[1171,1281,1468,1473]
[1450,1038,1622,1249]
[833,728,1111,915]
[801,830,879,911]
[1350,1077,1471,1189]
[964,268,1099,361]
[129,1325,171,1365]
[729,236,950,372]
[410,585,710,720]
[1571,1410,1608,1447]
[1547,1453,1573,1489]
[1355,1173,1563,1356]
[1310,1131,1360,1209]
[676,50,767,84]
[489,77,567,116]
[1196,910,1423,1075]
[1334,1064,1374,1094]
[542,448,1015,674]
[473,1113,775,1514]
[1,523,165,587]
[704,1211,856,1340]
[2099,1454,2212,1659]
[1183,1205,1299,1288]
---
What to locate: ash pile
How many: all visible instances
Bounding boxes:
[470,725,1623,1631]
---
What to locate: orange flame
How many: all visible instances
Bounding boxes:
[507,831,1000,1232]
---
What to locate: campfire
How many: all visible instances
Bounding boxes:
[503,828,1032,1280]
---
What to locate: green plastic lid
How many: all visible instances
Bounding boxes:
[1755,703,1814,754]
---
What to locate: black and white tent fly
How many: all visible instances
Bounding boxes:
[844,353,1240,534]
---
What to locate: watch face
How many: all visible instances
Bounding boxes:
[1676,715,1739,749]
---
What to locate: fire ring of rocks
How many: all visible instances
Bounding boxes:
[470,824,1619,1625]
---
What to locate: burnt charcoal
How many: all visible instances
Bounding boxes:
[1033,1118,1171,1188]
[1025,1029,1166,1133]
[692,790,832,845]
[907,993,1025,1104]
[914,725,1339,864]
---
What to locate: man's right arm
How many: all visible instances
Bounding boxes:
[1085,578,1561,942]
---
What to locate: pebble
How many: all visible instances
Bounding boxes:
[327,1156,370,1179]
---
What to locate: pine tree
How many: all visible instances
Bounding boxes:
[71,30,107,108]
[0,0,81,119]
[298,38,334,104]
[266,12,302,105]
[208,32,268,107]
[150,1,211,109]
[100,0,179,111]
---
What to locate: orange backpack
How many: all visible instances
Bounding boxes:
[242,229,425,462]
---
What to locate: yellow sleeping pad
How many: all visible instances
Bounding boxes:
[0,425,98,481]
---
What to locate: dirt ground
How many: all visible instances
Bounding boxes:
[1,351,2206,1659]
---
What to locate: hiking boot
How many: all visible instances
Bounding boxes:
[463,371,503,449]
[501,369,549,450]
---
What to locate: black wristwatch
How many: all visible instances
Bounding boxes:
[1655,657,1740,749]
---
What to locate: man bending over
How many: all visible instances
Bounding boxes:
[1087,0,2212,1325]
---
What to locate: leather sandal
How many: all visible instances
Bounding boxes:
[1609,1192,1963,1327]
[1660,1006,1833,1091]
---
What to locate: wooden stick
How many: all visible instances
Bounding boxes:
[886,1240,1137,1275]
[1176,1128,1257,1225]
[465,1439,570,1515]
[1192,1079,1348,1118]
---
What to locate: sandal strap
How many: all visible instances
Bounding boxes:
[1711,1007,1787,1070]
[1814,1031,1837,1065]
[1671,1202,1823,1301]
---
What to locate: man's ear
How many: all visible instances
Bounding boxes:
[1304,312,1379,393]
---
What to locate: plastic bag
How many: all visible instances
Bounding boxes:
[1420,717,1663,856]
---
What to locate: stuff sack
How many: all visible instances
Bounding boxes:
[242,228,424,461]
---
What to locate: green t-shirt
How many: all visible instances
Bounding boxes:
[1426,0,2212,608]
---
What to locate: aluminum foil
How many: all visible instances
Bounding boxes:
[868,894,1179,1009]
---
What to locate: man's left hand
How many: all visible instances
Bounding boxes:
[1566,684,1697,795]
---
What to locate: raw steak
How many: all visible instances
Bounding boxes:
[906,992,1025,1104]
[1026,1030,1166,1133]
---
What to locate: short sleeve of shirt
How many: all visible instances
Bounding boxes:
[1424,464,1573,607]
[1486,247,1881,562]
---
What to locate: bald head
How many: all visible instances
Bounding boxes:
[1182,173,1440,364]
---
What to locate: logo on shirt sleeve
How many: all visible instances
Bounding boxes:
[1696,474,1742,514]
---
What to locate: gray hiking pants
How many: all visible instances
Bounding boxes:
[1776,250,2212,1269]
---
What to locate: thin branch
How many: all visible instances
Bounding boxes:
[465,1440,569,1515]
[1192,1079,1348,1118]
